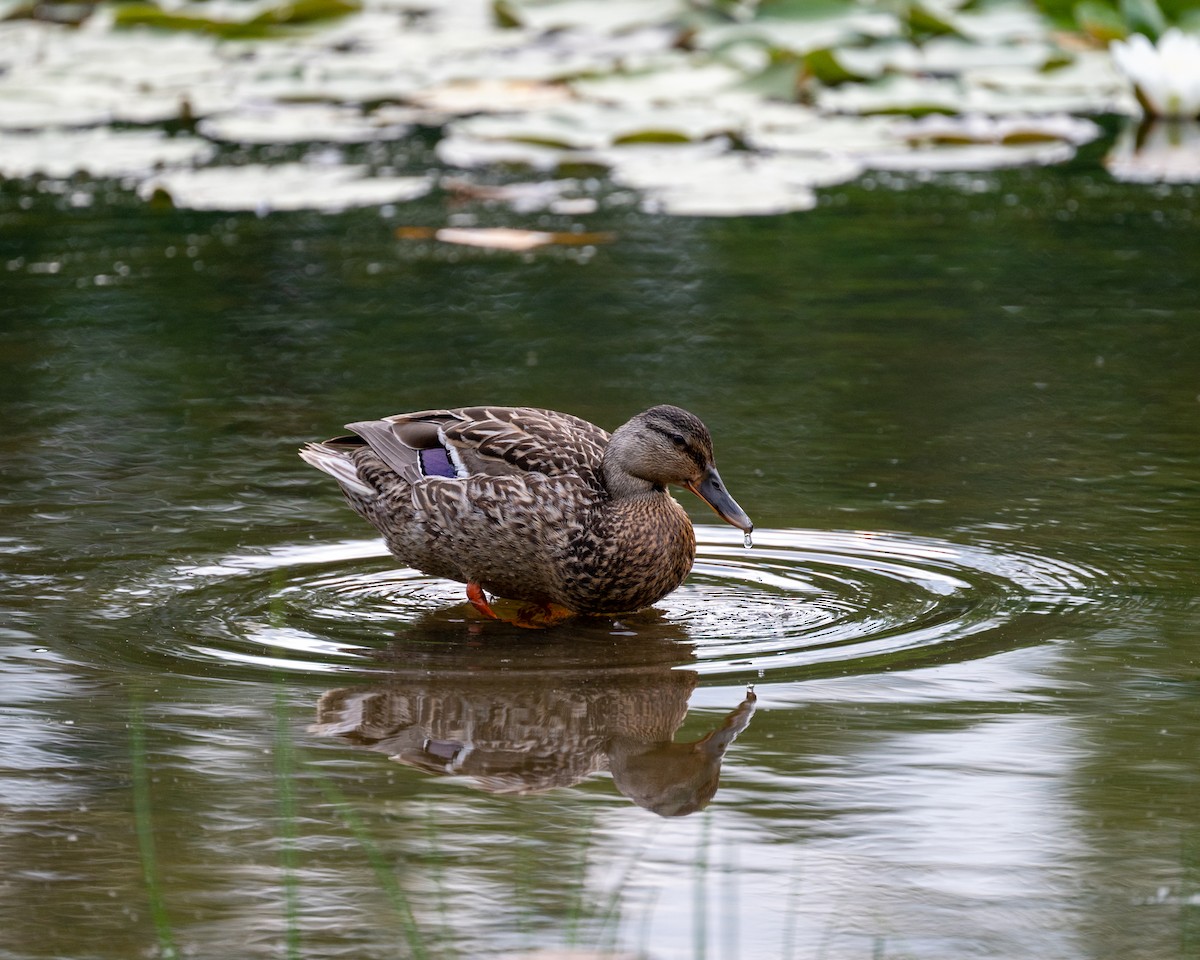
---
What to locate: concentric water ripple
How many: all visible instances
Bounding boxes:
[106,527,1108,682]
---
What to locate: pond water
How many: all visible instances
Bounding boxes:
[3,127,1200,960]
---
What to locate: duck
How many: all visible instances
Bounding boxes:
[299,404,752,625]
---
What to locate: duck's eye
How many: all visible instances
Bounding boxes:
[669,433,686,448]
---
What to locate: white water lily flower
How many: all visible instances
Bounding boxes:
[1111,29,1200,118]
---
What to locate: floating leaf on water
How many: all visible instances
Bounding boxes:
[965,52,1139,115]
[411,23,678,89]
[0,128,215,178]
[446,109,603,152]
[206,63,424,111]
[491,0,521,29]
[0,85,113,130]
[571,62,744,106]
[548,196,598,214]
[0,21,238,127]
[926,37,1056,73]
[436,134,570,171]
[904,1,963,39]
[394,226,436,240]
[197,103,411,144]
[945,3,1048,43]
[139,164,432,212]
[695,10,901,59]
[249,0,362,27]
[895,113,1102,146]
[741,102,905,155]
[445,101,742,157]
[407,79,574,117]
[502,0,681,34]
[602,145,861,217]
[818,75,963,116]
[113,0,359,37]
[837,36,1055,79]
[441,176,588,213]
[396,227,615,251]
[801,47,871,86]
[861,140,1077,172]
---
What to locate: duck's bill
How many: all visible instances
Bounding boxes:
[685,466,754,533]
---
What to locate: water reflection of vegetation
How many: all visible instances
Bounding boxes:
[129,691,179,960]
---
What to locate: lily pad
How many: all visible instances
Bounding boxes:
[424,226,615,250]
[436,134,570,171]
[440,176,595,213]
[0,128,215,179]
[894,113,1101,146]
[741,105,906,155]
[0,87,115,130]
[860,140,1078,172]
[965,51,1140,115]
[602,145,862,217]
[500,0,682,33]
[835,36,1055,79]
[139,163,432,212]
[445,101,739,151]
[113,0,360,37]
[408,79,574,116]
[198,103,411,144]
[571,62,744,106]
[818,76,965,115]
[943,3,1049,42]
[695,10,901,58]
[0,20,234,127]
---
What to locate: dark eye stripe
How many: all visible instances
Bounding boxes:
[649,425,707,470]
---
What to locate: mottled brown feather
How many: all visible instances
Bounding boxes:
[300,404,744,615]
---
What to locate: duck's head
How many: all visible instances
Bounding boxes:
[604,405,754,533]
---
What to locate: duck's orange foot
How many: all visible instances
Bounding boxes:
[510,601,576,630]
[464,583,575,629]
[466,582,499,621]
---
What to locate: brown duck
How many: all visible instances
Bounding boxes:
[300,405,752,625]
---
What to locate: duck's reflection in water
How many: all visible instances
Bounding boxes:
[311,617,755,816]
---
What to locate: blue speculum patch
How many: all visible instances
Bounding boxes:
[419,446,456,478]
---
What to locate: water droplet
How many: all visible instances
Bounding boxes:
[743,531,753,549]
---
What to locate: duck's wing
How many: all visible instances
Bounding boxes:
[347,406,610,485]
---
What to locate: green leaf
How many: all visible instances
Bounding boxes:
[802,47,867,85]
[755,0,858,20]
[1120,0,1167,39]
[112,4,259,38]
[905,2,963,38]
[114,0,358,37]
[612,130,695,145]
[249,0,360,26]
[1073,0,1128,41]
[492,0,522,29]
[734,57,805,100]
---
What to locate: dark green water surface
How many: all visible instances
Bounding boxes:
[2,141,1199,959]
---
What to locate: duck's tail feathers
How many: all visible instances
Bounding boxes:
[299,443,376,498]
